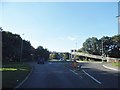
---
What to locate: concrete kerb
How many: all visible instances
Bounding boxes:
[15,65,33,88]
[102,65,120,72]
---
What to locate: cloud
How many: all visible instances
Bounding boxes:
[67,36,77,41]
[58,36,78,41]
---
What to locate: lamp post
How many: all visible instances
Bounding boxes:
[102,40,104,63]
[20,34,24,62]
[117,1,120,35]
[116,15,120,35]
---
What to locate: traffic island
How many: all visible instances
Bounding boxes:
[103,62,120,71]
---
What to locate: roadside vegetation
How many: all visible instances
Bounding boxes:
[112,62,120,67]
[2,62,31,88]
[78,35,120,58]
[1,27,50,88]
[2,30,50,63]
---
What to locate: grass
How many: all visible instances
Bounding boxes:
[2,62,31,88]
[112,62,120,67]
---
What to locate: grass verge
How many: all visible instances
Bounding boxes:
[2,62,31,88]
[112,62,120,67]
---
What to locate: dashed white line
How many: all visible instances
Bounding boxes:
[69,69,83,78]
[82,70,102,84]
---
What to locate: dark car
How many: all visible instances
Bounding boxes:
[37,57,45,64]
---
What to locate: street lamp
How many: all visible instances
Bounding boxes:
[116,15,120,35]
[20,34,24,62]
[0,27,3,32]
[116,1,120,34]
[102,40,104,63]
[117,1,120,35]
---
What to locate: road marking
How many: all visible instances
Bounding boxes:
[82,70,102,84]
[103,65,120,71]
[69,69,83,78]
[15,67,33,88]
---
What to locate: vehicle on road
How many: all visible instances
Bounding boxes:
[37,57,45,64]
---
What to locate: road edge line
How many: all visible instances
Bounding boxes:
[15,65,33,88]
[102,65,120,71]
[82,70,102,84]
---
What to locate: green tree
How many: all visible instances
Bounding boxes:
[2,31,35,62]
[79,35,120,58]
[63,53,69,60]
[109,35,120,58]
[35,46,50,60]
[2,31,22,62]
[82,37,100,55]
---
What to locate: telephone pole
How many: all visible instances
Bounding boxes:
[20,34,24,62]
[102,40,104,62]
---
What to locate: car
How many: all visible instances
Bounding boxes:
[37,57,45,64]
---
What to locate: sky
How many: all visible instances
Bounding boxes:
[1,2,119,52]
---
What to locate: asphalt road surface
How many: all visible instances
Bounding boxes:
[19,60,119,88]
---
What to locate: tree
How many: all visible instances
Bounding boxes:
[35,46,50,60]
[79,35,120,58]
[2,31,22,62]
[2,31,35,62]
[99,36,113,56]
[109,35,120,58]
[63,53,69,60]
[82,37,100,55]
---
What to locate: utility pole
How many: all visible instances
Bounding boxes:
[116,1,120,35]
[102,40,104,62]
[116,15,120,35]
[20,34,24,62]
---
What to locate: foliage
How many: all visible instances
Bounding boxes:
[2,31,22,62]
[82,37,100,55]
[35,46,50,60]
[2,30,50,62]
[49,52,69,60]
[49,52,59,59]
[79,35,120,58]
[63,53,69,60]
[112,62,120,67]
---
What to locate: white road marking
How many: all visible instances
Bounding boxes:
[82,70,102,84]
[15,67,33,88]
[103,65,120,71]
[69,69,83,78]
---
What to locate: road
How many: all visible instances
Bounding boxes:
[18,60,119,88]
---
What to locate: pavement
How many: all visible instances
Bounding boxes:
[102,62,120,72]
